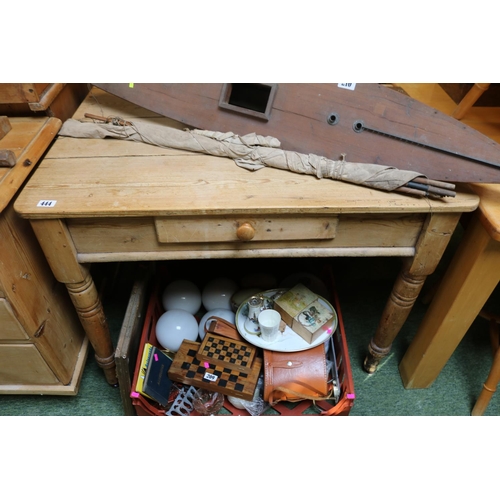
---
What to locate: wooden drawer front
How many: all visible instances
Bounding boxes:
[0,344,60,385]
[0,298,30,341]
[154,216,338,243]
[68,214,423,258]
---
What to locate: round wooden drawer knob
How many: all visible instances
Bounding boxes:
[236,222,255,241]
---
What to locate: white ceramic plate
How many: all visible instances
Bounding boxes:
[235,288,338,352]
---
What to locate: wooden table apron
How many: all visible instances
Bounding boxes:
[13,133,479,386]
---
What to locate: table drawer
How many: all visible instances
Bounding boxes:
[68,213,424,261]
[154,215,338,243]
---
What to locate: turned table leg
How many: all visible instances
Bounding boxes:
[364,212,462,374]
[65,274,117,386]
[364,261,426,372]
[29,219,118,386]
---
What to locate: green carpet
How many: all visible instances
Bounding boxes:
[1,226,499,417]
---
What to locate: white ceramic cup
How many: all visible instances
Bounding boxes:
[258,309,281,343]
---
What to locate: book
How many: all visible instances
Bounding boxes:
[142,346,173,407]
[134,342,154,397]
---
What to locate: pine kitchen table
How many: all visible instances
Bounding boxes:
[13,90,480,386]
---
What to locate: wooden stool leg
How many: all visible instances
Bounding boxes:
[452,83,490,120]
[471,319,500,416]
[472,347,500,416]
[489,317,500,353]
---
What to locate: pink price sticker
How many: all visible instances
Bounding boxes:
[346,393,355,400]
[154,353,158,361]
[204,362,210,368]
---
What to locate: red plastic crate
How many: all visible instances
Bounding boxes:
[130,267,355,416]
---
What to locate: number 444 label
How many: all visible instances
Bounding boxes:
[338,83,356,91]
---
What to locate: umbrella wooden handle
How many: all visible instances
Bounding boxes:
[236,222,255,241]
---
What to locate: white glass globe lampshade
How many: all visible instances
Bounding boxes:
[198,308,236,340]
[155,309,199,352]
[202,278,239,311]
[162,280,201,315]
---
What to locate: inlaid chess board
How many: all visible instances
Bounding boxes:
[168,340,262,401]
[197,333,257,374]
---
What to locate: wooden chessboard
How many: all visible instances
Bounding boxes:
[168,339,262,401]
[197,333,257,374]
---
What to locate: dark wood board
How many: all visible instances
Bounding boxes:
[92,83,500,183]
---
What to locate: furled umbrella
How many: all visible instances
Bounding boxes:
[58,116,456,198]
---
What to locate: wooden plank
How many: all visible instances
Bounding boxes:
[115,267,152,415]
[0,117,61,213]
[14,154,479,219]
[92,83,500,183]
[76,247,416,263]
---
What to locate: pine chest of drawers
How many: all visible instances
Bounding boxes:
[0,116,88,394]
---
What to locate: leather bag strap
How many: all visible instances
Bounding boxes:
[269,383,334,406]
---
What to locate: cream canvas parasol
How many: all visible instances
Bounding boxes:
[58,117,456,198]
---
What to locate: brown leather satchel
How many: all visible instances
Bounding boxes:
[263,344,332,405]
